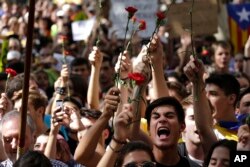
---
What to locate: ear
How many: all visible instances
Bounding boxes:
[102,129,110,140]
[228,94,236,106]
[37,106,45,117]
[180,122,186,133]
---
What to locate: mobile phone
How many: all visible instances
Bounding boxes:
[56,100,63,108]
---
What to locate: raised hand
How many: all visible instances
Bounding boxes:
[51,106,69,130]
[147,35,165,68]
[114,104,134,141]
[88,46,103,69]
[103,87,120,116]
[183,55,205,84]
[115,51,131,79]
[237,124,250,151]
[63,105,84,131]
[0,93,12,119]
[61,64,69,84]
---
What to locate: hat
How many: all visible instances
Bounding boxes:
[7,50,21,61]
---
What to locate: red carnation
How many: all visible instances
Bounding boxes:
[60,35,68,41]
[139,20,146,31]
[64,50,70,56]
[156,11,166,21]
[125,6,138,19]
[5,68,17,77]
[128,72,145,85]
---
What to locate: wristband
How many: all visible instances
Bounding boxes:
[112,136,127,145]
[56,87,66,95]
[108,144,121,153]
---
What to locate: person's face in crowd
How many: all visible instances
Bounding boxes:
[237,124,250,151]
[234,57,244,72]
[34,135,49,153]
[214,46,230,70]
[29,79,39,90]
[208,146,230,167]
[239,93,250,114]
[149,105,185,149]
[206,84,232,119]
[1,117,34,162]
[71,65,90,81]
[122,150,155,167]
[35,71,49,91]
[100,61,114,86]
[183,105,201,145]
[8,40,20,51]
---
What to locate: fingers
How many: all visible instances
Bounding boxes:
[88,46,103,65]
[183,56,205,82]
[104,87,121,113]
[147,35,159,52]
[115,109,134,126]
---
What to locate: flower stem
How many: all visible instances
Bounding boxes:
[189,0,199,101]
[4,74,10,93]
[96,0,103,47]
[116,16,131,87]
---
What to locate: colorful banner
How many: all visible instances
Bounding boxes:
[227,3,250,53]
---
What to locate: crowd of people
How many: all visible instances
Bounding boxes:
[0,0,250,167]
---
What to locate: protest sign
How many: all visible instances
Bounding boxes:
[168,0,218,38]
[71,17,95,41]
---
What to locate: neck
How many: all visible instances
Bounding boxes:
[213,108,237,123]
[153,146,180,165]
[185,141,204,161]
[215,65,228,73]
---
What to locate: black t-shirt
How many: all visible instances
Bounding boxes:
[156,156,191,167]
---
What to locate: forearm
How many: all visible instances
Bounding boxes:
[87,66,100,109]
[129,86,150,144]
[44,128,59,159]
[74,113,110,163]
[97,140,123,167]
[151,66,169,100]
[52,81,67,110]
[193,83,217,153]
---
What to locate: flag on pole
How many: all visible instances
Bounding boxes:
[227,3,250,53]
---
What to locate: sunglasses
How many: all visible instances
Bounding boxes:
[123,161,156,167]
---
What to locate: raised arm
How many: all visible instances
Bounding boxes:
[97,104,133,167]
[87,46,103,109]
[114,50,131,115]
[51,64,69,111]
[184,56,217,153]
[148,35,169,100]
[74,87,120,166]
[44,106,66,159]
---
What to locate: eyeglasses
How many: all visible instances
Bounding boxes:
[123,161,156,167]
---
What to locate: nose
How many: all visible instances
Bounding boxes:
[158,116,167,123]
[11,138,18,149]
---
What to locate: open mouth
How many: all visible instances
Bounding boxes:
[157,127,170,139]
